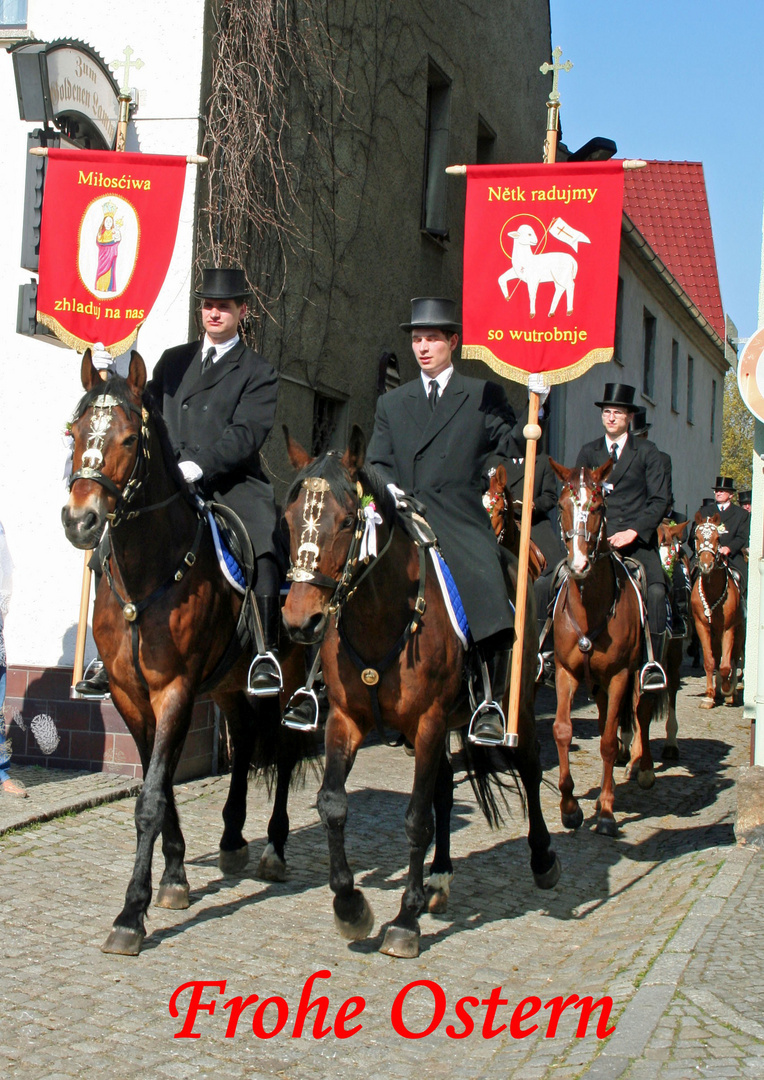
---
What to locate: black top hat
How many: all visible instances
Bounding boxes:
[400,297,461,333]
[631,406,651,435]
[712,476,736,492]
[594,383,638,411]
[194,267,250,300]
[738,489,752,505]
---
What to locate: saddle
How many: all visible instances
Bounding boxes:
[208,501,256,591]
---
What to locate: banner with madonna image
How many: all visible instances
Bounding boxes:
[460,161,625,384]
[36,149,187,355]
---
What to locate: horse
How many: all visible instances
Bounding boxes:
[281,425,560,958]
[548,459,655,837]
[657,519,691,760]
[691,513,745,709]
[61,351,314,955]
[483,463,545,580]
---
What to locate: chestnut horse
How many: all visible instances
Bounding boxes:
[61,352,313,955]
[483,464,545,580]
[657,520,691,760]
[691,514,745,708]
[549,460,655,836]
[282,426,560,958]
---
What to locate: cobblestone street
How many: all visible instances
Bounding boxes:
[1,664,761,1079]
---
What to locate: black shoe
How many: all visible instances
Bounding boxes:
[469,702,506,745]
[281,688,320,730]
[639,661,667,692]
[247,652,283,696]
[75,661,110,698]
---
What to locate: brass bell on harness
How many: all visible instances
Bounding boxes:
[123,602,138,622]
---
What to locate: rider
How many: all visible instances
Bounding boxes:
[76,267,285,697]
[691,477,749,595]
[575,383,670,691]
[365,296,547,746]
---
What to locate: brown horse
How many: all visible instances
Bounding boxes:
[549,460,655,836]
[483,464,545,581]
[656,520,691,760]
[61,352,313,955]
[691,514,745,708]
[281,426,560,958]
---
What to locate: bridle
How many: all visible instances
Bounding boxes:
[694,519,729,621]
[559,469,607,561]
[482,467,509,543]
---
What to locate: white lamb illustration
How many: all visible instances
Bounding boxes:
[498,224,577,317]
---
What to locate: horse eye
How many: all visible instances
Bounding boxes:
[122,434,138,448]
[342,515,355,530]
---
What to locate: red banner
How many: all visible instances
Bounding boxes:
[461,161,625,384]
[36,149,187,354]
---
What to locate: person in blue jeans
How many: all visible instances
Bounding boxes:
[0,519,26,797]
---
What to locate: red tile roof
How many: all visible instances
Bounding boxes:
[623,161,725,341]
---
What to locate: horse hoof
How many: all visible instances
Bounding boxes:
[102,927,145,956]
[257,842,287,882]
[638,768,656,790]
[699,697,715,710]
[218,844,249,875]
[155,883,190,909]
[661,744,680,762]
[533,853,562,890]
[595,816,619,837]
[379,925,421,959]
[334,893,374,941]
[561,807,584,830]
[425,872,453,914]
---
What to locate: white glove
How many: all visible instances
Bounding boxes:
[527,372,551,404]
[386,483,407,508]
[91,342,115,372]
[179,460,203,484]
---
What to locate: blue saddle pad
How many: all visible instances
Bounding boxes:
[434,550,471,644]
[208,512,247,593]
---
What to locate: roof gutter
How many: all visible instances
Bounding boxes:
[621,212,727,363]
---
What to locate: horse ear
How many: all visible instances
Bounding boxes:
[673,520,689,540]
[549,457,572,483]
[495,463,507,488]
[283,425,313,470]
[127,351,146,394]
[595,458,614,482]
[342,424,367,476]
[81,349,99,390]
[695,511,703,524]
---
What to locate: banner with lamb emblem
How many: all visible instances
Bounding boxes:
[460,161,625,384]
[36,149,187,355]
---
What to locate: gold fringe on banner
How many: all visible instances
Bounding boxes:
[37,312,142,356]
[461,344,614,385]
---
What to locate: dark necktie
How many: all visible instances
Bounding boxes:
[610,442,619,463]
[428,379,439,411]
[201,346,216,373]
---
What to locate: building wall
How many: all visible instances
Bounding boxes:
[0,0,206,666]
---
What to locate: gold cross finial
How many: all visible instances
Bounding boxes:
[109,46,145,97]
[540,46,573,103]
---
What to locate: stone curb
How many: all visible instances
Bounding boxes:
[0,775,143,836]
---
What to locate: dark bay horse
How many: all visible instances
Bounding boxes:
[549,460,655,837]
[483,464,545,581]
[281,426,560,958]
[691,514,745,708]
[61,352,313,955]
[657,519,691,759]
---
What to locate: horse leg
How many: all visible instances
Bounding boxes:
[595,675,628,836]
[380,719,445,959]
[425,740,454,914]
[514,695,560,888]
[719,624,735,703]
[661,641,681,761]
[553,668,583,829]
[218,694,257,874]
[633,687,655,790]
[697,621,716,708]
[155,770,191,909]
[258,730,299,882]
[317,710,372,942]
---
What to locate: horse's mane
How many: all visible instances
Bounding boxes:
[285,451,395,519]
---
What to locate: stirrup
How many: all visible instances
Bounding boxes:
[246,652,283,697]
[639,661,667,693]
[467,700,518,748]
[281,687,320,731]
[536,650,555,687]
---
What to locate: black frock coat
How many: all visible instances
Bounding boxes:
[146,339,280,562]
[575,433,670,589]
[366,369,522,643]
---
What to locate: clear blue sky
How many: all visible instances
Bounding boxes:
[550,0,764,342]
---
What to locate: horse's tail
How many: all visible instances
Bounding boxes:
[249,697,323,791]
[456,729,526,828]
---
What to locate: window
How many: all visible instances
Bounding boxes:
[670,340,680,412]
[642,308,656,398]
[476,116,496,165]
[0,1,27,25]
[421,62,452,238]
[687,356,695,424]
[711,378,717,442]
[613,277,624,364]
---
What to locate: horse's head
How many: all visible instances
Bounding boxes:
[550,458,612,578]
[483,463,512,543]
[694,512,722,575]
[658,519,689,579]
[61,350,147,549]
[282,424,376,644]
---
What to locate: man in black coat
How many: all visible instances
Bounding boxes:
[146,267,284,695]
[367,297,541,745]
[691,477,749,593]
[575,383,671,690]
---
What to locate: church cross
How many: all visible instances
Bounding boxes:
[540,46,573,102]
[109,46,145,96]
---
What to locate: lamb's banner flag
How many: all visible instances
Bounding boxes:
[461,161,625,384]
[36,149,187,355]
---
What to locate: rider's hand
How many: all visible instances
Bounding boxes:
[527,373,551,405]
[91,342,115,373]
[719,545,731,556]
[609,529,638,549]
[179,460,203,484]
[386,483,407,508]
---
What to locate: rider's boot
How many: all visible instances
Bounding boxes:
[74,657,111,698]
[247,595,284,696]
[640,631,668,692]
[469,647,511,746]
[282,647,322,731]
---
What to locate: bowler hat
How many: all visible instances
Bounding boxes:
[631,406,651,435]
[594,383,638,412]
[738,489,752,505]
[194,267,250,300]
[712,476,736,492]
[400,297,461,333]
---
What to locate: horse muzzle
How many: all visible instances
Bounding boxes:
[61,500,105,550]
